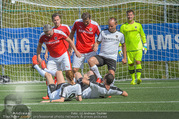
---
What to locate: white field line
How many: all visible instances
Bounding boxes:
[0,81,175,86]
[0,86,179,92]
[0,101,179,106]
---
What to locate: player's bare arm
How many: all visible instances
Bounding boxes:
[121,43,127,64]
[69,30,75,42]
[93,41,101,52]
[44,48,49,61]
[76,95,82,101]
[65,37,81,58]
[68,30,75,55]
[41,97,65,103]
[36,42,43,63]
[122,91,128,97]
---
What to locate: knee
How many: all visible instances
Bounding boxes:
[45,72,52,78]
[136,61,141,64]
[129,63,134,66]
[55,71,62,76]
[88,57,96,66]
[73,68,79,73]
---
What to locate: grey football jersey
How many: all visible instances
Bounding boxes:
[97,29,125,61]
[82,82,123,99]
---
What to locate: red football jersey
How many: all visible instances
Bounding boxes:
[39,29,68,58]
[53,24,71,49]
[72,19,101,53]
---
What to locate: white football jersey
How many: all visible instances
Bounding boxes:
[48,83,82,100]
[61,83,82,100]
[97,29,125,61]
[82,82,123,99]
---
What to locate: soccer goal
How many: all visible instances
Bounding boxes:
[0,0,178,82]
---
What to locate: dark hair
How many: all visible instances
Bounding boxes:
[52,13,61,20]
[109,17,117,24]
[81,12,91,20]
[4,94,22,105]
[126,9,135,15]
[104,73,114,85]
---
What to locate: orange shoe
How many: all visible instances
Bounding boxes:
[41,60,47,69]
[42,95,49,100]
[32,55,39,65]
[108,96,112,98]
[96,78,102,83]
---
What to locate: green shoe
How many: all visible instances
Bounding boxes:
[130,80,136,85]
[137,79,142,84]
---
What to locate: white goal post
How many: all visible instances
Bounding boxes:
[0,0,178,82]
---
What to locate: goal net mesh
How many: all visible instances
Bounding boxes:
[0,0,178,82]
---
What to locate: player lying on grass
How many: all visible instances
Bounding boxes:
[75,71,128,99]
[41,70,82,103]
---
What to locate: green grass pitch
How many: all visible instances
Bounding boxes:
[0,80,179,118]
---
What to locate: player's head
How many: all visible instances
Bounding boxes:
[4,94,21,115]
[52,13,61,27]
[43,24,53,37]
[81,12,91,26]
[66,70,75,85]
[108,17,117,33]
[126,9,135,21]
[103,73,114,85]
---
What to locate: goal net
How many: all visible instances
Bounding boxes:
[0,0,178,82]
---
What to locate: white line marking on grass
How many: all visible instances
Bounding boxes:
[0,101,179,106]
[114,82,165,84]
[122,86,179,89]
[0,86,179,92]
[0,89,46,92]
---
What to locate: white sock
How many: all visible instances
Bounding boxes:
[90,65,102,79]
[110,78,116,86]
[34,65,46,77]
[44,68,56,76]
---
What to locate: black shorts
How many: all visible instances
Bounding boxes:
[78,75,97,91]
[95,55,116,71]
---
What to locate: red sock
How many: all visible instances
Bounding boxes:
[54,77,57,84]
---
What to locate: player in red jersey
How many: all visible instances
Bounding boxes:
[69,12,101,73]
[44,13,72,60]
[42,13,73,99]
[35,24,81,99]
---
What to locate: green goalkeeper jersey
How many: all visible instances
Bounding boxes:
[120,21,146,52]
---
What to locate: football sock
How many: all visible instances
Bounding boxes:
[44,68,56,76]
[34,65,46,77]
[128,65,135,81]
[136,64,142,80]
[90,65,102,79]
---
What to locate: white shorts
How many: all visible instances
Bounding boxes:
[47,51,72,71]
[72,51,96,69]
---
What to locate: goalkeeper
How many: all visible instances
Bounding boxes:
[120,9,147,85]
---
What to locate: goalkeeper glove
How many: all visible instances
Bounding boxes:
[143,43,147,54]
[118,47,123,57]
